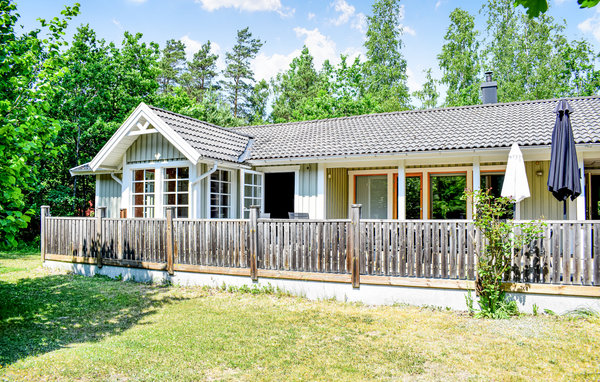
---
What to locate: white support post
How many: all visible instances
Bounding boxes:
[576,155,586,220]
[397,160,406,220]
[472,157,480,220]
[316,163,326,219]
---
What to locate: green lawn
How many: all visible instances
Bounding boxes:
[1,252,599,381]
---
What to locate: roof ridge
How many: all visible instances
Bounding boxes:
[147,104,255,139]
[234,95,600,130]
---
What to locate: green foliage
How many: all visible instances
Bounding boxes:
[438,8,481,107]
[431,175,466,219]
[481,0,593,102]
[247,79,269,125]
[465,189,544,318]
[270,46,322,123]
[222,27,264,118]
[412,68,439,109]
[516,0,599,18]
[182,40,219,102]
[0,0,79,247]
[363,0,410,111]
[39,25,160,218]
[158,39,186,93]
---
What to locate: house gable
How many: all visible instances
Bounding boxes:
[89,103,201,171]
[126,133,186,164]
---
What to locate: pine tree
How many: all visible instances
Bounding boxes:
[158,39,186,93]
[222,27,263,119]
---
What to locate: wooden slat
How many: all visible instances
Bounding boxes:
[584,223,592,285]
[563,223,572,284]
[574,224,582,285]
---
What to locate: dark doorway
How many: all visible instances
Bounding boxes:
[264,172,295,218]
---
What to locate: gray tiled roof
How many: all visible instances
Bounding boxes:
[233,96,600,161]
[149,106,252,163]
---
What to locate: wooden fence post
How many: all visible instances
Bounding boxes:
[249,205,259,281]
[40,206,50,262]
[349,204,361,288]
[166,207,175,275]
[96,207,106,268]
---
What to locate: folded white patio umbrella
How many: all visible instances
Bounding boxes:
[501,143,530,212]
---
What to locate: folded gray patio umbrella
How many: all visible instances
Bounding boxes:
[547,99,581,219]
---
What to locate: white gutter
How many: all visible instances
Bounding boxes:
[192,162,218,186]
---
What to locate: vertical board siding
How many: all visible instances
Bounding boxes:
[126,133,186,164]
[521,161,564,220]
[326,168,349,219]
[97,174,122,218]
[43,217,600,286]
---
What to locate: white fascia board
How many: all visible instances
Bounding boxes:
[90,102,201,171]
[138,103,201,165]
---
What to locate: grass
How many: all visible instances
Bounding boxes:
[1,252,599,381]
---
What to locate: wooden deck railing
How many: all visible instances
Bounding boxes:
[40,205,600,289]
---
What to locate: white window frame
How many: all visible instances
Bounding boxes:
[131,168,157,218]
[163,166,191,218]
[125,160,193,218]
[210,169,233,218]
[240,169,264,218]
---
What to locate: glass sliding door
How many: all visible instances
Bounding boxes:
[355,175,388,219]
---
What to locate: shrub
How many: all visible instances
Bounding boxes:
[464,189,544,318]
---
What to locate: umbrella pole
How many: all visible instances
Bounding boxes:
[563,200,567,220]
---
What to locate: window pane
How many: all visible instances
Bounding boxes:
[178,180,189,192]
[165,168,177,179]
[220,195,229,206]
[356,175,387,219]
[135,170,144,181]
[221,171,230,182]
[178,193,188,205]
[220,182,230,194]
[134,194,143,206]
[165,194,176,205]
[145,195,154,205]
[145,182,154,193]
[430,175,466,219]
[406,176,421,219]
[165,181,176,192]
[145,169,155,180]
[178,207,188,218]
[145,207,154,218]
[480,174,505,199]
[134,182,144,193]
[178,167,189,179]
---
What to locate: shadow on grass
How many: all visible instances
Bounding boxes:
[0,272,183,366]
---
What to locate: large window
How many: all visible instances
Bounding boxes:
[430,173,466,219]
[356,175,388,219]
[132,169,155,218]
[480,172,513,219]
[242,171,263,219]
[211,170,231,218]
[164,167,189,218]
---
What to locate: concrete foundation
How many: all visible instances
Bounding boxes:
[45,260,600,314]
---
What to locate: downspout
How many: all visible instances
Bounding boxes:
[192,162,218,186]
[110,173,123,186]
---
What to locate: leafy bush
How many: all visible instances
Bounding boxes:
[464,189,544,318]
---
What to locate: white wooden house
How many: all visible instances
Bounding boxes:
[71,83,600,222]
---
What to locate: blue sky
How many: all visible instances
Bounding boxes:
[16,0,600,97]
